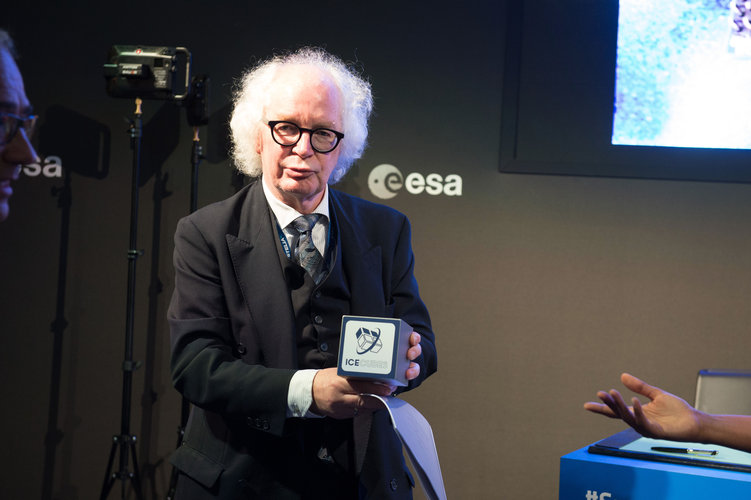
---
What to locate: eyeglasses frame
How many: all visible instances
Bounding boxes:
[0,112,37,147]
[267,120,344,154]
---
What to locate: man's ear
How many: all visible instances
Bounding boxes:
[255,129,263,154]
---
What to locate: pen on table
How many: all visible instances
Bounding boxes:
[651,446,718,456]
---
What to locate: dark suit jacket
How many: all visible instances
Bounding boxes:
[168,180,437,499]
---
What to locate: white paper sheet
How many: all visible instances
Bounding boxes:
[365,394,447,500]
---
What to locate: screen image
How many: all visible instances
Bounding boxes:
[613,0,751,149]
[499,0,751,183]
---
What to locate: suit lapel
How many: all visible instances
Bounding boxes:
[226,181,297,368]
[330,190,386,318]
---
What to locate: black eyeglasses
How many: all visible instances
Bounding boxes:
[1,112,37,146]
[268,121,344,154]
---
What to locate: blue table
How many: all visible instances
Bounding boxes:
[560,443,751,499]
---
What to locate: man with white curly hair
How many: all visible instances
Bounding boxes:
[167,47,437,499]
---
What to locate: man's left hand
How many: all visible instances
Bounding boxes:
[405,331,422,380]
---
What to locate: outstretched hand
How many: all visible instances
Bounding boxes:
[584,373,702,442]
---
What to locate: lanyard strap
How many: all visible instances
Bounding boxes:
[276,222,292,258]
[276,219,331,260]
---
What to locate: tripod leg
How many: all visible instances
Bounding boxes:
[166,425,184,499]
[99,438,117,500]
[129,437,144,499]
[167,395,190,499]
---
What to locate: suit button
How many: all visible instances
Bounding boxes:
[314,290,322,299]
[314,315,323,325]
[236,343,247,355]
[390,478,398,491]
[320,342,328,352]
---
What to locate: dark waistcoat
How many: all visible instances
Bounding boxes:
[272,210,350,370]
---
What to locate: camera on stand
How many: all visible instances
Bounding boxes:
[103,45,191,100]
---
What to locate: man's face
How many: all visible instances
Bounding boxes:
[257,65,343,214]
[0,48,37,222]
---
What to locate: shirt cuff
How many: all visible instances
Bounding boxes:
[287,369,321,418]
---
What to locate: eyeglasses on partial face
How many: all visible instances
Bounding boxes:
[268,120,344,154]
[0,112,37,146]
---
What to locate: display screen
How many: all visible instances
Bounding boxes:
[613,0,751,149]
[499,0,751,183]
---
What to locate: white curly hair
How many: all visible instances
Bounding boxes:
[229,47,373,183]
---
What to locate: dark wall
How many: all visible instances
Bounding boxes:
[3,1,751,499]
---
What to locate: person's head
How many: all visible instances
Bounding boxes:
[230,47,373,212]
[0,29,38,222]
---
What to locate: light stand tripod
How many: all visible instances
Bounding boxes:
[42,168,72,500]
[164,124,203,500]
[100,97,146,500]
[166,73,209,500]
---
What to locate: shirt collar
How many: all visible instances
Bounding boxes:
[261,175,330,229]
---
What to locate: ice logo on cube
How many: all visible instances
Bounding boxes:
[355,326,383,355]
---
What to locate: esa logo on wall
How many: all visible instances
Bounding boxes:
[367,164,462,199]
[22,156,63,178]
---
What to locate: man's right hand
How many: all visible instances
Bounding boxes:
[310,367,395,419]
